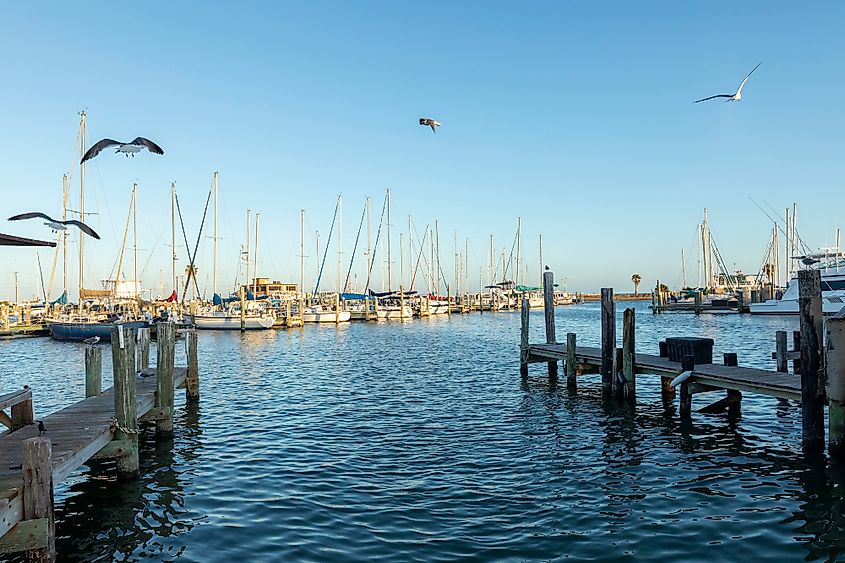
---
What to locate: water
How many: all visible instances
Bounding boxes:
[3,302,845,562]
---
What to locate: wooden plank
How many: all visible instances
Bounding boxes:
[0,518,48,554]
[0,389,32,411]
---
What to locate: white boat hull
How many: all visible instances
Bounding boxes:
[302,310,352,323]
[377,305,413,319]
[191,314,275,330]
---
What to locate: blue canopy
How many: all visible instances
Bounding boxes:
[341,292,370,301]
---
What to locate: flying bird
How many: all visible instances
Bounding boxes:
[8,212,100,240]
[83,336,101,345]
[419,118,441,134]
[693,62,762,104]
[81,137,164,163]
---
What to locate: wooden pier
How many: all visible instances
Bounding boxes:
[0,324,199,561]
[521,269,845,457]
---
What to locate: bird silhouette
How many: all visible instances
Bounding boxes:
[81,137,164,163]
[419,117,441,133]
[694,62,762,104]
[37,420,46,435]
[8,212,100,239]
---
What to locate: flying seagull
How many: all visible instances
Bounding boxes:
[419,118,441,134]
[693,62,762,104]
[81,137,164,163]
[8,212,100,240]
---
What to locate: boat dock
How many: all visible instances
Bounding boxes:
[0,324,199,561]
[521,269,845,453]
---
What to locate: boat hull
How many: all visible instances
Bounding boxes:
[48,321,149,341]
[191,314,275,330]
[302,310,352,323]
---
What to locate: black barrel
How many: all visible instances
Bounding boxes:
[664,337,714,364]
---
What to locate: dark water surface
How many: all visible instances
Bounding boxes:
[3,302,845,562]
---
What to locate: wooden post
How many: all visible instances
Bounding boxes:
[400,289,406,320]
[623,307,636,401]
[186,330,200,402]
[11,386,34,431]
[724,353,741,407]
[111,325,139,480]
[799,269,824,450]
[613,347,624,399]
[155,323,175,438]
[793,331,802,374]
[84,347,102,397]
[775,330,788,373]
[519,298,529,377]
[335,292,340,325]
[543,270,557,375]
[136,327,150,371]
[724,352,738,366]
[566,332,577,388]
[661,340,674,398]
[694,291,702,314]
[600,288,615,394]
[827,316,845,458]
[680,354,695,418]
[22,437,55,562]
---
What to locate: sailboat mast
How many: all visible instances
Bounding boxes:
[171,183,177,299]
[213,171,218,297]
[300,209,305,297]
[435,220,441,292]
[338,194,343,293]
[539,234,543,284]
[133,182,138,298]
[365,200,371,291]
[62,174,69,293]
[253,213,260,295]
[681,249,687,288]
[245,209,251,289]
[465,237,469,295]
[78,111,86,309]
[516,217,521,286]
[386,189,392,290]
[399,232,404,290]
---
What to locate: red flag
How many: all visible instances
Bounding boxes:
[165,290,178,303]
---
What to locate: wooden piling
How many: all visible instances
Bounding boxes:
[239,286,246,332]
[775,330,788,373]
[519,298,529,377]
[543,270,557,375]
[186,330,200,402]
[136,327,150,371]
[798,269,824,450]
[84,347,102,397]
[600,288,615,394]
[623,307,636,401]
[793,331,802,374]
[111,326,139,480]
[566,332,577,389]
[155,323,176,438]
[827,316,845,458]
[613,347,624,399]
[21,437,55,563]
[11,386,34,432]
[679,354,695,418]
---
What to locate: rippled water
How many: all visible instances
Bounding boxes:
[4,302,845,562]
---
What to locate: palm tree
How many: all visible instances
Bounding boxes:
[631,273,641,295]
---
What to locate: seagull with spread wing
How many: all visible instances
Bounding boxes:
[8,212,100,239]
[81,137,164,163]
[694,62,762,104]
[419,117,441,133]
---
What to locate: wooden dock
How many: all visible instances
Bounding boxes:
[0,324,199,561]
[521,270,845,457]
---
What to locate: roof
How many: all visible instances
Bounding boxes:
[0,232,56,247]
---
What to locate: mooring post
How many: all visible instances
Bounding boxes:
[566,333,577,389]
[623,307,636,401]
[798,269,824,451]
[543,269,557,376]
[155,322,176,438]
[613,347,624,399]
[600,288,615,394]
[111,325,139,480]
[22,437,55,563]
[793,331,802,374]
[136,327,151,371]
[724,352,742,408]
[10,384,34,432]
[680,354,695,418]
[775,330,789,373]
[84,347,102,397]
[827,314,845,458]
[186,329,200,402]
[519,298,529,377]
[239,286,246,332]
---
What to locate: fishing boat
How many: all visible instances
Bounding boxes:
[49,316,149,341]
[749,255,845,315]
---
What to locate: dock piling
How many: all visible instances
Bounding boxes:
[519,298,529,377]
[566,333,577,389]
[111,326,139,480]
[776,331,789,373]
[793,331,802,374]
[543,269,557,376]
[623,307,636,401]
[84,347,102,397]
[600,288,615,394]
[136,327,150,371]
[613,347,624,399]
[186,330,200,402]
[679,354,695,418]
[155,323,176,437]
[799,270,825,451]
[11,386,34,432]
[826,314,845,458]
[21,437,55,563]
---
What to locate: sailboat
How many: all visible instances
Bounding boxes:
[190,174,274,330]
[48,114,149,341]
[303,195,352,323]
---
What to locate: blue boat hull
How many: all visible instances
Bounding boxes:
[48,321,149,342]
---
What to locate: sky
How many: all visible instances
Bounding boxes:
[0,1,842,301]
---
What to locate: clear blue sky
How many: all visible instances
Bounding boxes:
[1,2,842,301]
